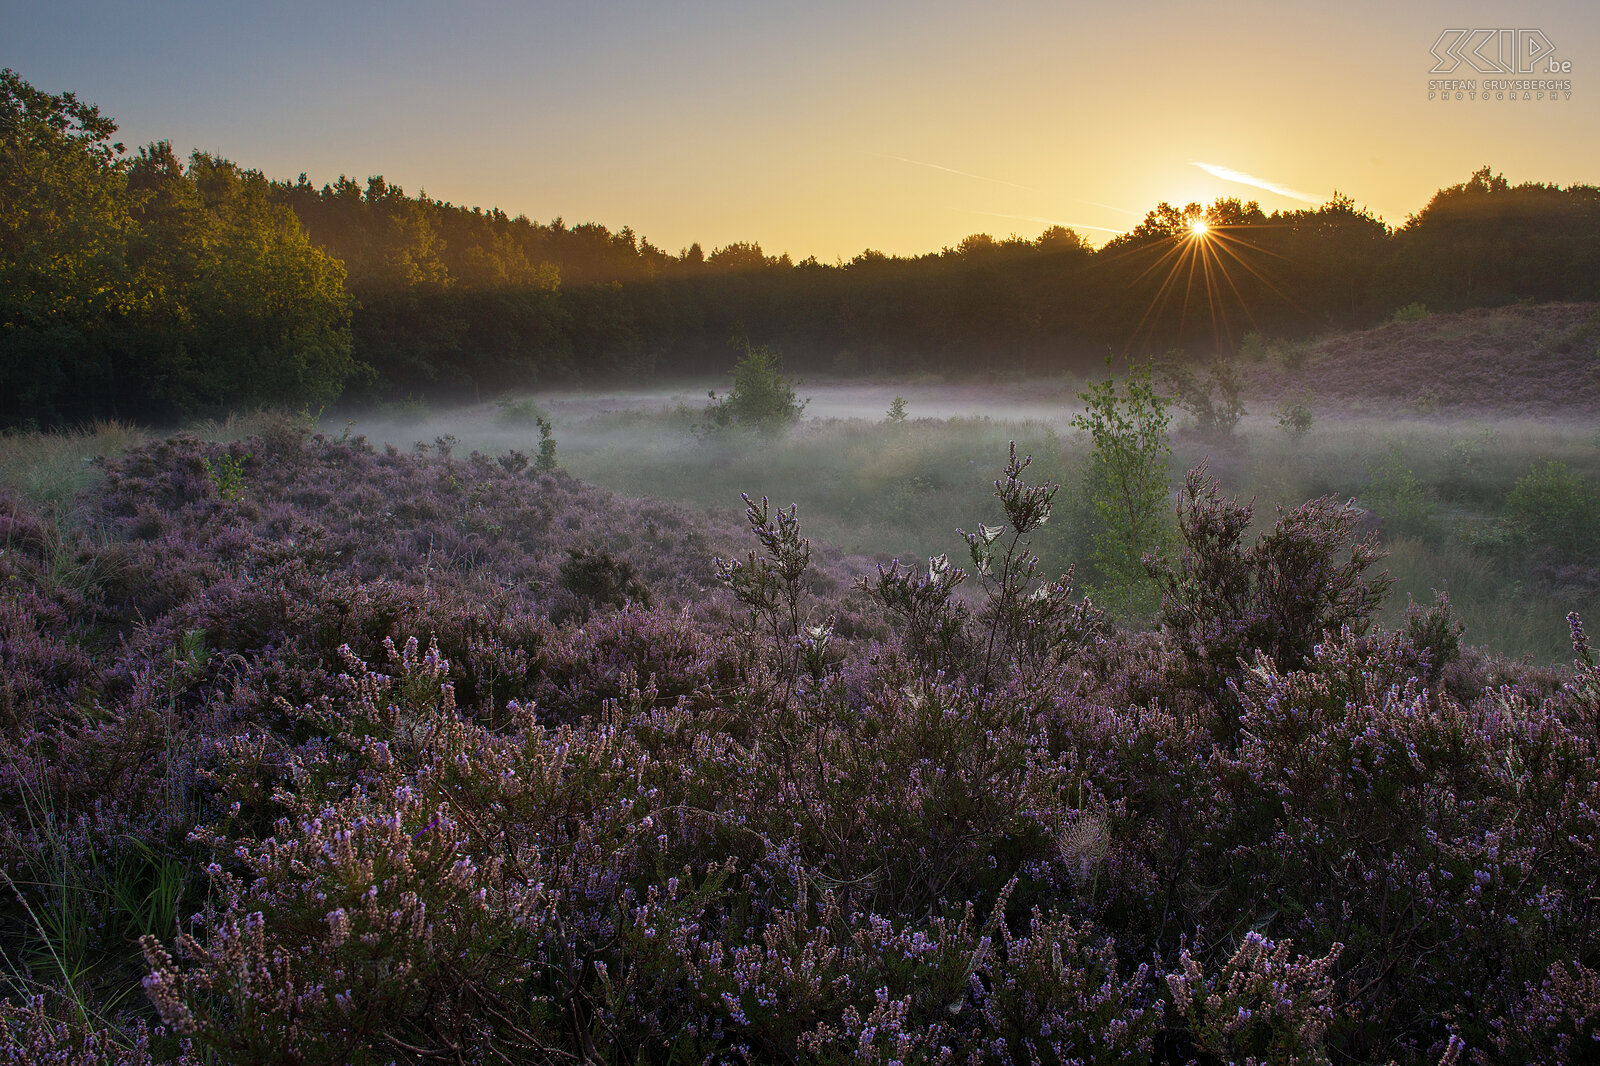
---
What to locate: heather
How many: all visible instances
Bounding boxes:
[1239,302,1600,416]
[0,422,1597,1063]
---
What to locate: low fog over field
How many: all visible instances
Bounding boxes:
[328,308,1600,665]
[533,378,1092,425]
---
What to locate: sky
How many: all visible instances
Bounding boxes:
[5,0,1598,261]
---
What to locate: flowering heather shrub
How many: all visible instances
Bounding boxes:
[5,428,1600,1062]
[1150,465,1391,721]
[1207,628,1600,1058]
[1490,960,1600,1062]
[858,552,973,676]
[861,443,1103,686]
[556,545,652,615]
[0,993,202,1065]
[528,604,740,722]
[1401,590,1467,692]
[0,586,96,726]
[1165,932,1342,1065]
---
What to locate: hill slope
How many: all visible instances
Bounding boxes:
[1246,302,1600,414]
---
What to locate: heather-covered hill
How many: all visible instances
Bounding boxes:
[1245,302,1600,415]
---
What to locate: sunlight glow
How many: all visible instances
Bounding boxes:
[1104,204,1301,353]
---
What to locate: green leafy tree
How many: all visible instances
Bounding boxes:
[0,69,138,423]
[1505,460,1599,559]
[1072,364,1174,613]
[175,153,357,411]
[0,72,357,424]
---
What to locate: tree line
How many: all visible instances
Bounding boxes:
[5,69,1600,427]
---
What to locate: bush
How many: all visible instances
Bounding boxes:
[1148,464,1391,715]
[535,416,557,471]
[1505,459,1599,558]
[1239,331,1272,363]
[1402,590,1467,689]
[860,443,1104,685]
[1156,350,1245,436]
[704,344,807,435]
[1364,446,1437,540]
[557,546,651,611]
[1277,397,1314,438]
[1241,331,1309,369]
[494,397,547,426]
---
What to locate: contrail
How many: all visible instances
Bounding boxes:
[966,209,1125,235]
[872,152,1142,218]
[1192,162,1321,203]
[877,153,1037,192]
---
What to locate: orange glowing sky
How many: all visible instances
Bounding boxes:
[7,0,1598,259]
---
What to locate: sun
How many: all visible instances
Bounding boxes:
[1189,219,1210,237]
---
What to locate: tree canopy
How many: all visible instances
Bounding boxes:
[1,71,354,426]
[6,69,1600,427]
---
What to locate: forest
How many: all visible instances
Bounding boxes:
[6,68,1600,427]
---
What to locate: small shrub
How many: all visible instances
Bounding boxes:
[1239,331,1272,363]
[1243,333,1311,370]
[1504,459,1598,558]
[1072,365,1174,613]
[715,493,817,689]
[535,416,558,471]
[1402,590,1466,689]
[1148,464,1391,715]
[1277,397,1314,438]
[494,397,547,427]
[1156,350,1245,436]
[1166,933,1343,1066]
[384,394,430,424]
[885,395,908,424]
[200,451,248,501]
[958,442,1103,680]
[558,547,651,611]
[1439,428,1497,502]
[1363,447,1436,540]
[861,444,1103,684]
[1277,338,1310,370]
[1388,301,1429,323]
[704,344,807,435]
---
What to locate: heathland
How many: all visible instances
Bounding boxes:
[2,70,1600,1064]
[2,298,1598,1061]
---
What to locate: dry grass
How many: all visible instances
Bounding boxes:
[0,421,146,510]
